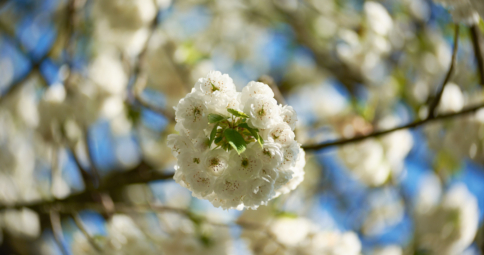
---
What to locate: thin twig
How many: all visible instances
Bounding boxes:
[0,8,61,102]
[129,3,176,121]
[428,24,460,119]
[302,101,484,151]
[48,202,287,249]
[470,24,484,86]
[69,145,96,191]
[49,210,69,255]
[71,213,103,252]
[0,161,174,211]
[133,73,176,121]
[83,128,101,187]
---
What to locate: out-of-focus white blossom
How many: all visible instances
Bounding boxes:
[415,184,479,255]
[159,214,234,255]
[433,0,482,24]
[339,117,413,186]
[240,210,361,255]
[424,107,484,165]
[364,1,393,36]
[372,246,403,255]
[336,1,393,82]
[92,0,157,55]
[72,214,160,255]
[362,189,405,236]
[438,83,464,114]
[170,71,305,210]
[1,208,40,239]
[73,213,233,255]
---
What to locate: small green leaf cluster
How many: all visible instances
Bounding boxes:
[208,108,263,155]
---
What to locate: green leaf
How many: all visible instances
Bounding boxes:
[214,136,223,144]
[238,123,263,147]
[209,124,219,146]
[211,82,219,92]
[227,108,249,118]
[208,114,227,124]
[224,128,247,154]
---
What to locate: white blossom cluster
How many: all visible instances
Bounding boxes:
[0,208,40,240]
[71,213,233,255]
[71,214,159,255]
[240,214,361,255]
[415,184,479,255]
[425,84,484,165]
[168,71,305,210]
[157,213,234,255]
[338,117,413,186]
[336,1,394,82]
[433,0,484,24]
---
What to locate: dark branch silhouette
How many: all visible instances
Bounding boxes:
[428,24,460,119]
[302,102,484,151]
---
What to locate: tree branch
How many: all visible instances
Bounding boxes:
[0,0,69,103]
[302,102,484,151]
[428,24,460,119]
[0,160,174,211]
[45,202,287,250]
[130,3,176,121]
[49,211,69,255]
[83,128,101,188]
[470,24,484,86]
[71,213,103,252]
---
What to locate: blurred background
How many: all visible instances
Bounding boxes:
[1,0,484,254]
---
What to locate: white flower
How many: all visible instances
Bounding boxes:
[93,0,156,32]
[175,92,209,132]
[1,208,40,239]
[170,71,305,209]
[201,149,230,177]
[259,141,284,169]
[279,141,300,171]
[438,83,464,114]
[178,149,214,197]
[167,134,193,157]
[194,70,236,97]
[206,91,242,116]
[185,168,214,197]
[243,178,275,208]
[240,81,274,104]
[306,231,361,255]
[72,214,161,255]
[261,122,295,147]
[280,105,298,130]
[338,121,412,187]
[433,0,481,24]
[244,95,282,129]
[213,176,247,200]
[373,246,403,255]
[364,1,393,36]
[228,144,263,180]
[240,210,362,255]
[159,215,233,255]
[415,184,479,255]
[275,148,305,196]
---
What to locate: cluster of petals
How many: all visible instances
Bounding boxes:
[71,214,232,255]
[433,0,484,24]
[415,184,479,255]
[168,71,305,210]
[239,210,361,255]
